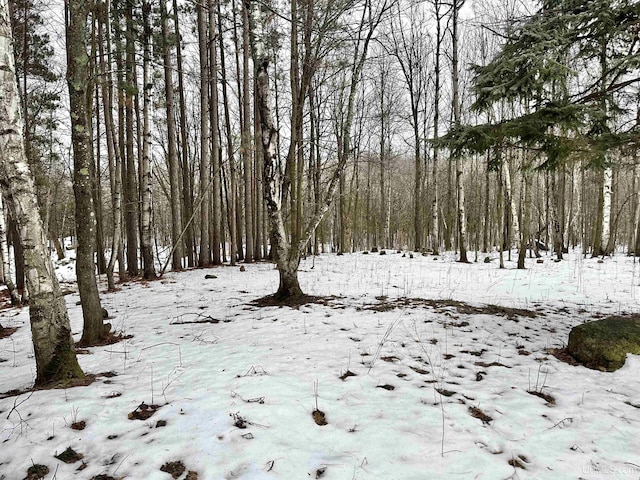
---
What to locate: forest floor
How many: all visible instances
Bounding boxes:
[1,249,640,479]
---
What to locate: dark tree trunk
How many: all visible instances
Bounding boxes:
[66,0,106,346]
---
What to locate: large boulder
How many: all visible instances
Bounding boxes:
[567,315,640,371]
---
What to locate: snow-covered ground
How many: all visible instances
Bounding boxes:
[1,250,640,479]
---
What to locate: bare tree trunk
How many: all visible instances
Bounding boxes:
[97,2,122,291]
[66,0,106,346]
[242,3,254,263]
[219,4,237,266]
[196,2,210,266]
[173,0,195,268]
[0,3,84,384]
[161,0,183,271]
[209,0,222,265]
[452,0,468,262]
[0,196,20,305]
[140,0,155,279]
[517,169,531,269]
[123,0,138,276]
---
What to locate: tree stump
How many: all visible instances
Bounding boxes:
[567,315,640,371]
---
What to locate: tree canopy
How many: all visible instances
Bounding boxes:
[445,0,640,169]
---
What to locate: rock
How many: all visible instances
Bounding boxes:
[536,259,543,264]
[483,256,491,263]
[239,266,246,272]
[567,315,640,371]
[379,250,386,255]
[205,274,218,279]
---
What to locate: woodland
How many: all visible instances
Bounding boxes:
[0,0,638,381]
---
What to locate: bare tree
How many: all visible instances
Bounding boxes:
[0,1,84,384]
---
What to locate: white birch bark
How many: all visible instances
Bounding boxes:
[0,2,83,384]
[602,166,613,253]
[0,195,20,304]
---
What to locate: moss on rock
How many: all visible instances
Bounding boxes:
[567,315,640,371]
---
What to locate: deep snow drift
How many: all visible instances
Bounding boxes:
[1,250,639,479]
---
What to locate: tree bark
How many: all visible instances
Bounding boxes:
[242,3,254,263]
[196,2,210,266]
[140,0,155,279]
[160,0,183,271]
[0,2,84,384]
[209,0,222,265]
[66,0,106,346]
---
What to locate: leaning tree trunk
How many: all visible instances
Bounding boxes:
[66,0,106,346]
[0,3,84,385]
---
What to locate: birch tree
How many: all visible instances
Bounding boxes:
[0,0,84,384]
[246,0,392,299]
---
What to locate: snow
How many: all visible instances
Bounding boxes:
[1,250,640,479]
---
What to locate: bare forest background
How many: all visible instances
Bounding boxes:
[3,0,640,305]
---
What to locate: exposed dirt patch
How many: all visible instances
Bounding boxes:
[339,370,357,380]
[469,406,492,424]
[548,347,581,367]
[0,373,101,399]
[364,297,539,319]
[76,332,132,348]
[475,361,510,368]
[251,294,340,309]
[377,384,395,391]
[0,326,18,339]
[380,356,399,362]
[71,420,86,430]
[312,409,327,426]
[128,402,161,420]
[435,388,456,397]
[90,475,121,480]
[25,464,49,480]
[410,366,429,375]
[528,390,556,405]
[160,461,186,479]
[55,446,84,463]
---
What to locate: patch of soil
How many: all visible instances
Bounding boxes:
[365,297,539,319]
[312,409,327,426]
[128,403,161,421]
[380,356,399,362]
[435,388,455,397]
[156,420,167,428]
[461,349,486,357]
[339,370,357,380]
[160,461,186,479]
[0,326,18,339]
[475,371,486,381]
[474,361,510,368]
[186,472,199,480]
[548,348,581,366]
[251,294,339,309]
[25,464,49,480]
[410,366,429,375]
[443,353,455,360]
[55,446,84,464]
[377,384,395,391]
[469,406,492,424]
[71,420,86,430]
[528,390,556,405]
[0,374,100,400]
[90,476,120,480]
[76,332,132,348]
